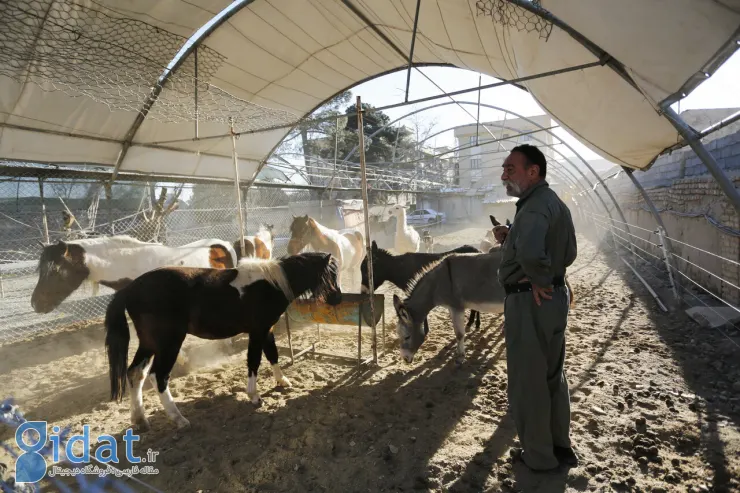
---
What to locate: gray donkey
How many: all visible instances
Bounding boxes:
[392,250,506,364]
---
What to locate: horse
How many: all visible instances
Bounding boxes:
[361,240,483,333]
[385,205,420,254]
[233,224,275,260]
[392,249,508,364]
[105,252,342,431]
[287,215,365,290]
[31,235,237,314]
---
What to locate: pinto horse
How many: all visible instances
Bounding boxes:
[31,235,237,314]
[287,215,365,290]
[105,252,341,431]
[233,224,275,260]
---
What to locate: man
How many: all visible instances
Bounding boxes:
[497,144,578,471]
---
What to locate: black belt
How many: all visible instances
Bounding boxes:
[504,275,565,295]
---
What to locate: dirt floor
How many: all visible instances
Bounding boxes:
[1,226,739,493]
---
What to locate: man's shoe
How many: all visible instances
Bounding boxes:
[509,448,559,473]
[554,446,579,466]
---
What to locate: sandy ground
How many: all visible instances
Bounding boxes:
[1,226,739,493]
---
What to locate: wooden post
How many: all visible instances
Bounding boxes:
[356,96,377,364]
[230,118,247,257]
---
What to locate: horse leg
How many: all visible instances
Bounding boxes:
[151,338,190,429]
[465,310,476,330]
[246,333,264,405]
[126,348,154,431]
[263,330,291,388]
[450,309,467,365]
[476,311,481,329]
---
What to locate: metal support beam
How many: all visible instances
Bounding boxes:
[661,106,740,216]
[404,0,422,102]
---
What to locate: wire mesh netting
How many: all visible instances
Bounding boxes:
[475,0,553,40]
[0,162,421,346]
[0,0,298,132]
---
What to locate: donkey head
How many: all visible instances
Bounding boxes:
[393,294,427,364]
[361,240,390,294]
[287,215,312,255]
[31,240,90,314]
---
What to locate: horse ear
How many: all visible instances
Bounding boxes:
[490,215,500,227]
[37,240,46,248]
[371,240,378,251]
[506,219,511,226]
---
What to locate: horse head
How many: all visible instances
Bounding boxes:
[31,240,90,314]
[287,215,312,255]
[392,293,427,364]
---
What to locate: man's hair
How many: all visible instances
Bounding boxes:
[511,144,547,178]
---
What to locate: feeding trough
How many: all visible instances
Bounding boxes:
[281,293,386,369]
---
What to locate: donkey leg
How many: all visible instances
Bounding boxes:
[476,311,481,329]
[465,310,476,330]
[263,330,291,388]
[127,348,154,432]
[246,334,264,405]
[152,343,190,429]
[450,309,467,365]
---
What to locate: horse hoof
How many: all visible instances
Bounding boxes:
[249,394,262,406]
[175,417,191,429]
[275,376,292,388]
[134,418,151,432]
[455,356,465,367]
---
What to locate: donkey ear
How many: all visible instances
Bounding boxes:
[489,215,500,227]
[37,240,46,248]
[506,219,511,226]
[371,240,378,251]
[393,294,403,314]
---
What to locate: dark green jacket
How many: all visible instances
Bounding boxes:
[497,180,577,287]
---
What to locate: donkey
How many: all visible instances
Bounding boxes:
[233,224,275,261]
[105,252,342,431]
[392,250,507,364]
[287,215,365,289]
[361,241,483,332]
[31,235,237,314]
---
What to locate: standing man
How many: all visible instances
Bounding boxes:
[497,144,578,471]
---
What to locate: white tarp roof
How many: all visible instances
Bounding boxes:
[1,0,738,181]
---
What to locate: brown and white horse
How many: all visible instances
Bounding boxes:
[233,224,275,260]
[105,252,341,430]
[31,235,237,314]
[287,215,365,290]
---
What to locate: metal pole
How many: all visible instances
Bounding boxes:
[230,118,247,256]
[661,106,740,216]
[656,226,680,304]
[37,178,50,244]
[194,47,199,139]
[404,0,422,102]
[356,95,377,364]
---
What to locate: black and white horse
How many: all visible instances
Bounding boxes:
[360,241,483,332]
[105,252,341,431]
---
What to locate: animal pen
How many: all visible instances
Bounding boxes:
[1,1,740,492]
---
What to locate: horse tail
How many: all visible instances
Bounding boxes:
[566,276,575,307]
[105,289,130,402]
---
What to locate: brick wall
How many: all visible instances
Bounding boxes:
[604,124,740,305]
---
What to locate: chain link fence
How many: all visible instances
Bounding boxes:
[0,162,428,345]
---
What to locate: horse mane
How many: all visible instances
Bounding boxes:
[235,258,294,301]
[404,257,446,297]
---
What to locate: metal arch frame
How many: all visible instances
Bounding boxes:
[507,0,740,217]
[333,100,625,228]
[109,0,259,183]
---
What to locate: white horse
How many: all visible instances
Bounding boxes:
[385,205,420,254]
[287,215,365,290]
[31,235,238,313]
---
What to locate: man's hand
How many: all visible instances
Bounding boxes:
[493,225,509,244]
[520,277,553,306]
[532,283,553,306]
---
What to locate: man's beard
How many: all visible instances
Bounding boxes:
[503,180,522,197]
